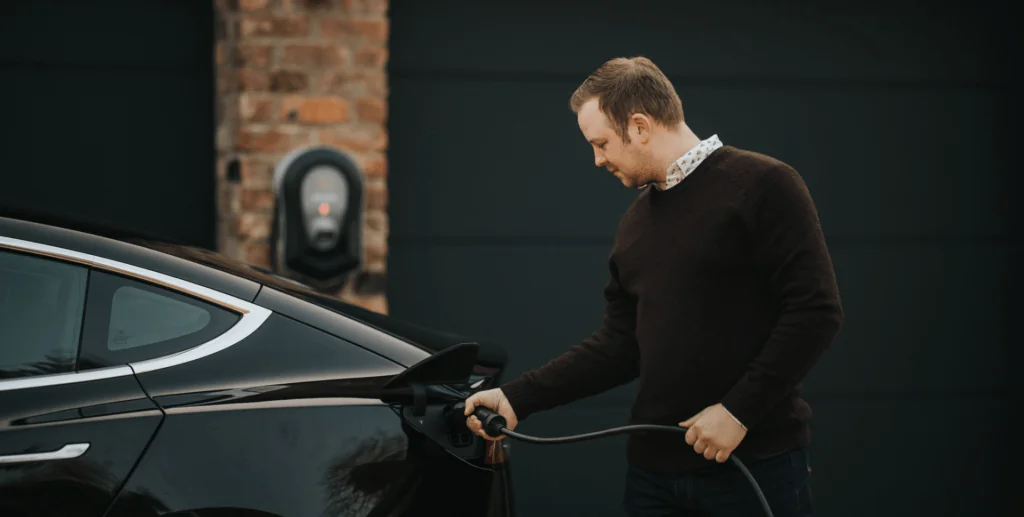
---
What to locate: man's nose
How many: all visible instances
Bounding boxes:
[594,152,606,168]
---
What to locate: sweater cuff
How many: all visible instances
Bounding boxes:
[499,376,541,422]
[720,378,768,430]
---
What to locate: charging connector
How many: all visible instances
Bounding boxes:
[446,402,507,438]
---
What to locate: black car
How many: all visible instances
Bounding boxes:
[0,212,514,517]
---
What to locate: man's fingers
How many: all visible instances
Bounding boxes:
[703,445,717,460]
[685,427,698,446]
[693,438,708,454]
[715,449,730,463]
[464,401,508,441]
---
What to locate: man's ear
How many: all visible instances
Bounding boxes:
[631,113,652,144]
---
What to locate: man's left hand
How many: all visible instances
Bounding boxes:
[680,403,747,463]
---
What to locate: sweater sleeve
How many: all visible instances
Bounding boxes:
[721,164,844,429]
[499,259,640,421]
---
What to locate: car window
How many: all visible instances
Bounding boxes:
[0,250,88,379]
[107,285,213,350]
[79,270,240,368]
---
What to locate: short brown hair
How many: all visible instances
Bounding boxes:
[569,56,684,142]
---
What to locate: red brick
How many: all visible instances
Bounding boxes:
[364,210,387,232]
[238,69,270,91]
[217,186,238,222]
[239,157,274,184]
[239,95,275,122]
[241,186,275,211]
[322,69,386,97]
[242,242,271,267]
[217,71,237,96]
[241,14,310,38]
[356,96,386,123]
[270,70,308,92]
[236,213,272,239]
[215,42,229,66]
[319,131,367,152]
[278,0,336,10]
[318,126,387,152]
[281,96,350,124]
[240,0,270,9]
[364,234,387,263]
[354,45,387,67]
[216,123,234,153]
[215,14,229,40]
[364,260,386,276]
[341,0,387,14]
[321,17,388,42]
[366,181,387,211]
[215,95,228,128]
[237,127,291,152]
[289,127,317,147]
[236,44,273,68]
[362,155,387,178]
[216,0,240,12]
[216,157,230,182]
[282,44,349,68]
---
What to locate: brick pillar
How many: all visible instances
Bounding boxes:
[214,0,389,314]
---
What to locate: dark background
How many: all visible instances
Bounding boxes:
[386,1,1019,516]
[0,0,1018,515]
[0,1,217,249]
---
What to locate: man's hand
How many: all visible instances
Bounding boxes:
[464,388,519,441]
[680,403,747,463]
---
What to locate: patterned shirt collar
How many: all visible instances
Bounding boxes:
[655,134,723,190]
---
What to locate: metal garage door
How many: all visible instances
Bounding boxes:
[387,1,1018,515]
[0,1,216,249]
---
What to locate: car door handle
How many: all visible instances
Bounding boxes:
[0,443,90,464]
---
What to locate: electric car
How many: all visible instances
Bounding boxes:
[0,212,513,517]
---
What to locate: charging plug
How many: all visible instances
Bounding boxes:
[472,406,508,438]
[445,402,508,438]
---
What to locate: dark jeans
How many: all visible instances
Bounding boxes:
[623,447,813,517]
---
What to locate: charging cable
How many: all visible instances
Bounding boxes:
[461,404,774,517]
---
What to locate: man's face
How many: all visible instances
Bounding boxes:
[577,98,653,188]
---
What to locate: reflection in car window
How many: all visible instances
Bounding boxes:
[79,270,240,368]
[108,286,212,350]
[0,250,87,379]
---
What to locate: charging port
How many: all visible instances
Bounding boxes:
[442,402,474,447]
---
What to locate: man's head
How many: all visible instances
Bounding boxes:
[571,57,687,188]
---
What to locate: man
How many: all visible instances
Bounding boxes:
[464,56,843,516]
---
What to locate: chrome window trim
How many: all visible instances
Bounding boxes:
[0,236,273,392]
[0,366,135,392]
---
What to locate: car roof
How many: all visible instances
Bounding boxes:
[0,207,507,369]
[0,206,262,301]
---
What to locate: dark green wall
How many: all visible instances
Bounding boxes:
[0,0,216,249]
[387,1,1018,515]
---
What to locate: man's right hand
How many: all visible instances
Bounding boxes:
[463,388,519,441]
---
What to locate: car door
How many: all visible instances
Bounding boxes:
[0,246,163,517]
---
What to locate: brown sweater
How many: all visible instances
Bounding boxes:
[500,145,843,473]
